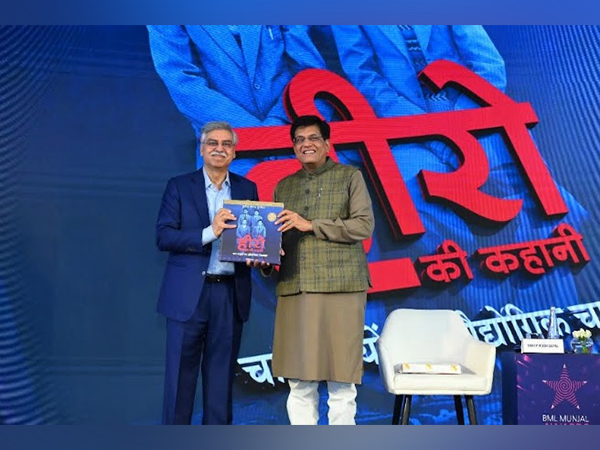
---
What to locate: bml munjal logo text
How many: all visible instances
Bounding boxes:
[542,414,590,425]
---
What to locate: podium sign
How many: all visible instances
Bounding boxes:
[521,338,564,354]
[503,353,600,425]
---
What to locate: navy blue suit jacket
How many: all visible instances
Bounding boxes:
[156,169,259,322]
[331,25,506,117]
[147,25,326,130]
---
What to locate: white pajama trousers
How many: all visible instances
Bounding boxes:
[286,379,357,425]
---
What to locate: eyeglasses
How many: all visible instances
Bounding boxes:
[203,139,234,150]
[293,135,324,145]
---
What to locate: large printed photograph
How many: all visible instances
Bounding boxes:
[4,25,599,424]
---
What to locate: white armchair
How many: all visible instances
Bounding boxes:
[377,308,496,424]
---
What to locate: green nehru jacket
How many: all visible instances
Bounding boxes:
[274,158,374,296]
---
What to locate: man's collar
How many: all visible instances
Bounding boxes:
[302,157,335,177]
[202,166,230,189]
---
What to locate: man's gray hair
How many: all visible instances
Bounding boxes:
[200,121,238,145]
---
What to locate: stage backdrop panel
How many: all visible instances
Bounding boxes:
[6,25,600,424]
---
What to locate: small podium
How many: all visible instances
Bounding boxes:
[502,353,600,425]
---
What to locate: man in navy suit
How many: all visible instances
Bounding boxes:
[146,25,335,192]
[156,121,259,424]
[146,26,326,131]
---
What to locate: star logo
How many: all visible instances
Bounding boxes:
[542,363,587,409]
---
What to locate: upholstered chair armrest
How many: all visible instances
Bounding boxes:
[463,338,496,390]
[376,337,398,393]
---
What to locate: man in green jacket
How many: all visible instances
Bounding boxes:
[271,115,374,425]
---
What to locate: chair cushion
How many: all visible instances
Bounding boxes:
[391,366,490,395]
[396,362,462,375]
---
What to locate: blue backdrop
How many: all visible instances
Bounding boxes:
[3,25,599,424]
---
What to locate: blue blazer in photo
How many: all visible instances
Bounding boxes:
[156,169,259,323]
[147,25,326,130]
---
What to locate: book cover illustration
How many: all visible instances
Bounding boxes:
[219,200,284,265]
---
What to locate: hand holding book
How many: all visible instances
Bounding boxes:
[246,248,285,268]
[275,209,313,233]
[212,207,237,237]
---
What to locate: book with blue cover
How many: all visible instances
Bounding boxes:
[219,200,284,265]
